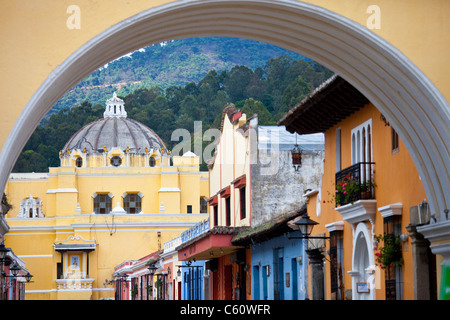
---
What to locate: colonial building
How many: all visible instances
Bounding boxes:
[4,93,209,300]
[231,125,324,300]
[176,105,324,300]
[176,105,253,300]
[279,75,438,300]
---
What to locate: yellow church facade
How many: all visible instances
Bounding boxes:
[4,93,209,300]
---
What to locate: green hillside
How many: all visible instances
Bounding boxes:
[15,37,333,172]
[50,37,308,116]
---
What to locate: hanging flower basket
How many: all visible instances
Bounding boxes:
[374,234,403,269]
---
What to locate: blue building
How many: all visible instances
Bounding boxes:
[179,259,206,300]
[177,218,210,300]
[232,207,308,300]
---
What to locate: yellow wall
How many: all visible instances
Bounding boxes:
[308,103,426,300]
[4,150,208,299]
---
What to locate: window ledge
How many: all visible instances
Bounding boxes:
[335,200,377,225]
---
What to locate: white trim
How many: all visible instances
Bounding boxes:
[25,287,115,294]
[417,219,450,243]
[378,202,403,218]
[325,221,344,232]
[303,189,319,198]
[335,200,377,226]
[18,254,53,258]
[46,188,78,194]
[71,222,200,228]
[351,119,373,165]
[349,222,376,300]
[158,188,181,192]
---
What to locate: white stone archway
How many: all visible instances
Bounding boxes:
[350,222,376,300]
[0,0,448,222]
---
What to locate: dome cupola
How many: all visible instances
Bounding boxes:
[61,93,167,165]
[103,92,127,118]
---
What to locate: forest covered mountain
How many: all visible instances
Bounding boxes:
[14,37,333,172]
[51,37,309,115]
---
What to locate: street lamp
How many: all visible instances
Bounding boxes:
[293,214,329,240]
[8,263,21,277]
[24,272,33,283]
[147,263,157,276]
[0,243,10,264]
[291,144,302,171]
[147,263,157,300]
[294,214,318,237]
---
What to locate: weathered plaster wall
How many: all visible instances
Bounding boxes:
[251,141,324,227]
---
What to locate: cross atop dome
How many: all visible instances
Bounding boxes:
[104,92,127,118]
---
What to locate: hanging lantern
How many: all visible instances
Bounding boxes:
[291,144,302,171]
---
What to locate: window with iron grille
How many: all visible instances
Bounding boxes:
[124,193,142,214]
[383,215,403,300]
[93,194,112,214]
[200,197,208,213]
[110,156,122,167]
[76,157,83,167]
[330,231,344,300]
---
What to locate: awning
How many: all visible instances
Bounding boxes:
[176,226,248,261]
[231,175,246,189]
[219,186,230,198]
[54,243,97,252]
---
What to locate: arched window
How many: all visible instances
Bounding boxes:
[19,195,43,218]
[111,156,122,167]
[123,193,142,214]
[149,157,156,167]
[76,157,83,167]
[94,193,112,214]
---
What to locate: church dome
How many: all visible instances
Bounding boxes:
[62,93,167,155]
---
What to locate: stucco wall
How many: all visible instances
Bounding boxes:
[251,144,324,227]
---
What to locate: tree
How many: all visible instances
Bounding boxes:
[241,98,274,125]
[223,65,254,102]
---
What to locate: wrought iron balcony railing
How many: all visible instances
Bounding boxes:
[335,162,375,206]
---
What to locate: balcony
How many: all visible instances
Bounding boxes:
[335,162,375,207]
[181,218,210,244]
[56,277,94,290]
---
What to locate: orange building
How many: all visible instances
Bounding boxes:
[279,75,438,300]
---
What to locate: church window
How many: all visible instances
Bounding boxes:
[149,157,156,167]
[391,127,399,154]
[123,193,142,214]
[111,156,122,167]
[19,195,43,218]
[94,194,112,214]
[76,157,83,167]
[200,197,208,213]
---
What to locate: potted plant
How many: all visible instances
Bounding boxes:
[131,283,138,298]
[360,180,376,199]
[374,234,403,269]
[335,174,360,206]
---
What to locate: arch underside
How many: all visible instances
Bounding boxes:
[1,0,448,218]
